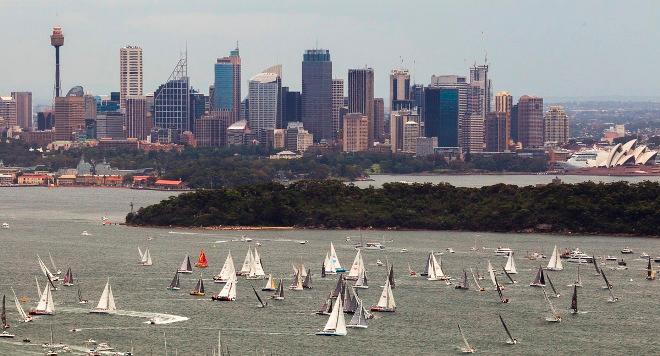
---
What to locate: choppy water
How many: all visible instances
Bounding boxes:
[0,187,659,355]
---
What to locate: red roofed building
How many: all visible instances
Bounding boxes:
[18,174,51,186]
[154,179,185,190]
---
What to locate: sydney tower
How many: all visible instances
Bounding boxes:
[50,27,64,98]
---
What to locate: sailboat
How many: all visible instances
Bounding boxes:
[331,274,346,299]
[90,278,117,314]
[62,267,74,287]
[329,242,345,273]
[542,288,561,322]
[316,293,333,315]
[10,288,31,322]
[354,268,368,289]
[346,300,369,329]
[167,271,181,290]
[323,253,335,275]
[487,260,501,289]
[48,252,62,275]
[408,263,417,277]
[495,276,509,303]
[546,273,560,297]
[37,255,59,282]
[600,269,613,289]
[343,285,359,314]
[455,270,470,290]
[316,292,347,336]
[178,255,193,274]
[240,247,254,276]
[370,279,395,312]
[303,269,313,289]
[195,249,209,268]
[504,252,518,274]
[190,274,205,296]
[426,252,449,281]
[29,280,54,315]
[530,266,546,287]
[252,286,267,308]
[346,250,364,281]
[213,251,235,283]
[591,252,601,275]
[0,295,14,338]
[212,275,237,301]
[470,268,485,291]
[246,247,265,279]
[570,285,578,314]
[77,286,88,304]
[289,271,304,291]
[601,270,618,302]
[457,323,476,353]
[502,266,516,284]
[139,248,152,266]
[262,275,277,291]
[270,279,285,300]
[498,314,517,345]
[546,245,563,271]
[646,258,656,280]
[569,265,582,287]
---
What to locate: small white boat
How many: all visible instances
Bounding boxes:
[376,259,384,266]
[494,247,513,256]
[605,255,617,261]
[0,331,15,338]
[255,242,262,247]
[620,247,633,254]
[364,242,385,250]
[81,231,91,236]
[640,252,649,259]
[446,248,455,253]
[1,223,9,229]
[240,235,253,242]
[298,240,308,245]
[400,248,408,253]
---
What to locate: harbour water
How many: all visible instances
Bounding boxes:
[0,187,659,355]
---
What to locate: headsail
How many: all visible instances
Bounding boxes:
[498,314,516,344]
[92,278,117,313]
[167,271,180,290]
[252,286,266,308]
[570,285,578,314]
[504,252,518,274]
[195,249,209,268]
[546,245,563,271]
[178,255,193,273]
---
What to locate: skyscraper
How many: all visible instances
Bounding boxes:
[54,86,85,141]
[495,91,513,145]
[11,92,32,129]
[302,49,332,142]
[424,87,459,147]
[96,112,125,140]
[214,47,241,123]
[248,65,282,143]
[348,68,375,145]
[153,56,190,142]
[430,75,468,147]
[50,27,64,98]
[390,109,420,153]
[126,96,147,139]
[331,78,344,140]
[373,97,384,143]
[119,46,143,110]
[517,95,544,148]
[463,64,491,153]
[196,111,230,147]
[403,120,421,153]
[485,112,507,152]
[342,113,369,152]
[510,103,519,143]
[544,106,569,145]
[469,64,491,115]
[0,96,17,128]
[390,69,413,111]
[282,88,302,127]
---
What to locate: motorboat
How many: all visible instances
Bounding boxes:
[640,252,649,259]
[400,248,408,253]
[565,249,594,263]
[1,223,9,229]
[364,242,385,250]
[298,240,308,245]
[494,247,513,256]
[620,247,633,254]
[0,330,15,338]
[446,248,455,254]
[376,259,384,266]
[81,231,91,236]
[605,255,617,261]
[240,235,253,242]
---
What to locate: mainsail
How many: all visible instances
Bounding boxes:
[37,255,58,282]
[347,300,369,328]
[48,252,61,275]
[570,285,578,314]
[217,276,237,301]
[92,278,116,313]
[11,288,30,322]
[262,275,277,291]
[546,272,559,297]
[505,252,518,274]
[347,250,364,280]
[502,266,516,284]
[167,271,180,290]
[195,249,209,268]
[375,279,396,311]
[388,264,395,289]
[252,286,266,308]
[62,267,74,286]
[178,255,193,273]
[141,248,152,266]
[191,275,205,295]
[2,295,8,329]
[289,271,303,290]
[343,286,359,314]
[487,260,498,287]
[215,251,235,282]
[530,266,546,287]
[240,247,254,275]
[331,275,346,299]
[303,269,313,289]
[354,268,368,289]
[546,245,563,271]
[31,281,54,315]
[318,292,347,336]
[498,314,516,344]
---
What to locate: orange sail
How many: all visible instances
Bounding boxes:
[195,249,209,268]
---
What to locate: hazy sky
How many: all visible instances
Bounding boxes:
[1,0,659,106]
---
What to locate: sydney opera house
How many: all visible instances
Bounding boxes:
[565,139,658,172]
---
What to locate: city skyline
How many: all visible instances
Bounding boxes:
[2,1,660,106]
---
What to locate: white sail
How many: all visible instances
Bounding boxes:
[11,288,29,321]
[323,253,335,274]
[178,255,192,273]
[263,275,276,290]
[219,276,237,299]
[218,251,235,280]
[252,247,265,277]
[427,252,438,280]
[94,279,116,312]
[240,247,254,275]
[300,263,307,277]
[48,252,60,274]
[35,282,54,314]
[329,242,342,272]
[37,255,57,281]
[505,253,518,274]
[292,263,299,276]
[138,247,144,260]
[547,245,563,271]
[347,250,363,280]
[376,280,396,309]
[431,253,446,279]
[141,248,152,266]
[487,260,497,287]
[322,292,347,335]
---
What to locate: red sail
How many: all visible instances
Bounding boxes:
[195,249,209,268]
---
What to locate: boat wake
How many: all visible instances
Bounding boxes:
[58,307,188,324]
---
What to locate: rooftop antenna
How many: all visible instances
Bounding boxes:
[235,40,239,50]
[482,31,488,65]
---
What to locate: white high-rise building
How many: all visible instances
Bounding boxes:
[332,78,344,140]
[248,65,282,143]
[120,46,143,110]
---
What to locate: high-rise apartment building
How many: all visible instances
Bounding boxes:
[544,106,569,145]
[424,86,460,147]
[96,112,125,140]
[119,46,143,109]
[390,110,420,153]
[0,96,17,128]
[214,48,241,123]
[196,111,230,147]
[348,68,375,146]
[302,49,332,142]
[248,65,282,143]
[430,75,468,148]
[469,64,491,115]
[54,87,85,140]
[342,113,369,152]
[517,95,544,148]
[331,78,344,140]
[282,88,302,127]
[510,103,519,143]
[495,91,513,145]
[126,96,147,139]
[11,92,32,129]
[403,120,421,153]
[485,112,507,152]
[373,98,384,143]
[390,69,413,111]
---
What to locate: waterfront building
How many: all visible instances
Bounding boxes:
[517,95,544,148]
[485,112,507,152]
[348,68,375,146]
[390,68,413,111]
[544,106,569,145]
[0,96,17,128]
[54,86,85,140]
[302,49,332,142]
[126,96,148,139]
[10,92,32,129]
[342,113,369,152]
[214,47,241,122]
[248,65,282,143]
[119,46,143,109]
[424,87,459,147]
[411,84,425,120]
[331,78,344,140]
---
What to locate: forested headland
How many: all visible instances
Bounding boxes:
[126,180,660,236]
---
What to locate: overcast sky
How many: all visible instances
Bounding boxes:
[1,0,659,106]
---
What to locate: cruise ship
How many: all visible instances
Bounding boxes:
[564,150,599,169]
